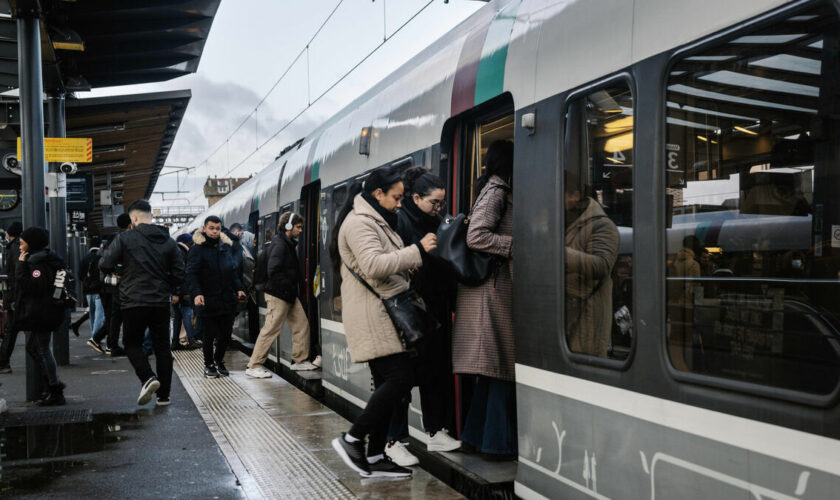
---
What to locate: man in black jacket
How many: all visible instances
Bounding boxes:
[186,215,246,378]
[245,213,314,378]
[0,221,23,373]
[100,200,185,406]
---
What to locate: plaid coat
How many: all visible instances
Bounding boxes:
[452,176,515,381]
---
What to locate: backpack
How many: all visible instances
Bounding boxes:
[82,252,102,294]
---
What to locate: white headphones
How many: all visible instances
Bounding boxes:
[285,214,295,231]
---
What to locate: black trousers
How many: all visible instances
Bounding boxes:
[0,310,20,367]
[349,352,415,457]
[93,292,112,345]
[202,313,234,367]
[104,293,123,350]
[122,306,172,399]
[25,330,60,387]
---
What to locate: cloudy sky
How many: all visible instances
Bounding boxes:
[88,0,484,208]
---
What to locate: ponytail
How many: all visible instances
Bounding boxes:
[402,165,444,197]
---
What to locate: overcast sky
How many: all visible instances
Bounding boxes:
[87,0,484,208]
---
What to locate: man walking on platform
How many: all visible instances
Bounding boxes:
[246,212,315,378]
[100,200,184,406]
[0,222,23,373]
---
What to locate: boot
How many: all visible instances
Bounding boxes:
[38,383,66,406]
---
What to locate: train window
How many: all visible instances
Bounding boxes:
[464,114,515,206]
[664,4,840,396]
[563,80,633,361]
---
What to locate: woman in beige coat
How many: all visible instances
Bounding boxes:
[453,140,517,457]
[329,165,437,479]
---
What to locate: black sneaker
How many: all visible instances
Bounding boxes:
[156,396,171,406]
[216,363,229,376]
[332,433,370,476]
[0,365,11,374]
[367,457,412,478]
[86,338,105,354]
[137,376,160,405]
[71,322,80,337]
[204,366,220,378]
[109,347,126,357]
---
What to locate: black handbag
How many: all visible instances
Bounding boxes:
[430,185,509,286]
[344,264,436,348]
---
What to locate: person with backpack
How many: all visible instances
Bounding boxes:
[15,227,69,405]
[78,237,107,351]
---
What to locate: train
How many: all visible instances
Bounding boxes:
[175,0,840,498]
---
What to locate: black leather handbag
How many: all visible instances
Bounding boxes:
[344,264,436,348]
[430,185,508,286]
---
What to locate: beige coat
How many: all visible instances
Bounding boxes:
[338,194,423,363]
[453,176,515,381]
[565,197,620,358]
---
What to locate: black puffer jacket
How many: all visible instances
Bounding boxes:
[265,233,302,304]
[99,224,185,309]
[14,248,67,331]
[3,238,20,302]
[186,230,244,317]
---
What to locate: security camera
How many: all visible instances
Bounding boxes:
[59,162,78,175]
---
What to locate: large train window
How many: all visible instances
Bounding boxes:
[463,114,515,206]
[664,4,840,398]
[563,79,633,361]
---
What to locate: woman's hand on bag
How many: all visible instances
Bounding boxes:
[420,233,437,253]
[194,295,205,306]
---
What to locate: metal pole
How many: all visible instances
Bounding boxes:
[47,94,69,365]
[17,11,48,401]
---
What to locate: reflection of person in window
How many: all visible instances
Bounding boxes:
[564,171,619,358]
[667,235,701,371]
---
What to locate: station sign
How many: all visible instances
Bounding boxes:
[66,173,94,212]
[16,137,93,163]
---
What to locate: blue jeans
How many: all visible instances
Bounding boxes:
[86,294,105,338]
[461,376,517,455]
[171,302,198,345]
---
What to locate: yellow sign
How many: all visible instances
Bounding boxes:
[17,137,93,163]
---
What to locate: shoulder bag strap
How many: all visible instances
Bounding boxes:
[343,263,382,299]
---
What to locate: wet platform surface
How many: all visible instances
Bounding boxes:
[174,347,464,499]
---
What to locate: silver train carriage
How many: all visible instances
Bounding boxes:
[177,0,840,498]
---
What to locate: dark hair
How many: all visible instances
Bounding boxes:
[204,215,222,226]
[329,165,403,273]
[278,212,304,233]
[127,199,152,215]
[477,140,514,192]
[564,169,582,195]
[7,221,22,237]
[89,235,102,248]
[402,166,444,197]
[230,223,243,231]
[116,213,132,229]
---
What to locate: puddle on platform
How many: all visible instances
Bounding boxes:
[0,413,143,493]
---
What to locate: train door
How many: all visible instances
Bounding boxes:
[442,94,515,440]
[298,181,322,361]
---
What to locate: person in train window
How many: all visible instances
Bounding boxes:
[245,212,317,377]
[564,169,620,359]
[329,165,437,478]
[186,215,247,379]
[452,140,517,458]
[666,235,702,372]
[383,166,460,467]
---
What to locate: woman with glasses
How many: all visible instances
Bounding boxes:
[380,166,461,467]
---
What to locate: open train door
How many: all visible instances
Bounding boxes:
[298,180,322,360]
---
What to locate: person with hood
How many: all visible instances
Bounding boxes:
[100,200,185,406]
[383,166,460,467]
[452,140,517,458]
[564,169,620,358]
[186,215,246,378]
[171,233,200,350]
[78,236,106,349]
[330,165,437,479]
[246,212,314,378]
[0,221,23,373]
[15,227,68,405]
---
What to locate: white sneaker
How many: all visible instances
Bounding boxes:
[428,429,461,452]
[290,361,317,371]
[385,441,419,466]
[312,355,322,368]
[245,367,272,379]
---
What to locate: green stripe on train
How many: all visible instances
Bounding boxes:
[474,0,521,106]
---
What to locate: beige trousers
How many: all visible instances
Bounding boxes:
[248,294,310,368]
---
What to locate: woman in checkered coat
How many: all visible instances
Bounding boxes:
[452,140,516,457]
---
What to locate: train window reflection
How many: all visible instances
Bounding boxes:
[664,5,840,395]
[563,81,632,360]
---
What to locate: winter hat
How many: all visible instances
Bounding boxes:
[20,227,49,252]
[7,221,22,238]
[176,233,193,246]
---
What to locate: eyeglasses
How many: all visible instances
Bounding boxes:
[422,197,446,210]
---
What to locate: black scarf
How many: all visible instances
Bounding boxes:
[362,191,398,230]
[202,233,220,247]
[402,196,441,234]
